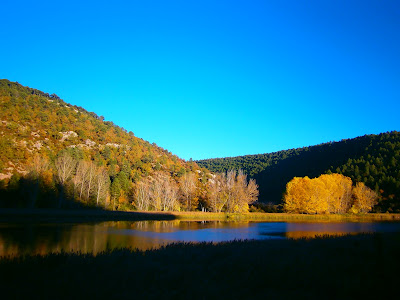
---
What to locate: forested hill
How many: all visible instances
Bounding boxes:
[197,132,400,212]
[0,79,196,176]
[0,79,204,209]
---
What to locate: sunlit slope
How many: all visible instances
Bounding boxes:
[197,132,400,212]
[0,79,200,179]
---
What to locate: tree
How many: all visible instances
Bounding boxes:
[135,179,151,211]
[351,182,378,213]
[206,170,259,213]
[319,174,352,213]
[134,172,180,211]
[26,154,49,208]
[85,162,96,201]
[179,172,197,211]
[283,177,313,214]
[110,179,121,210]
[246,178,259,206]
[95,167,110,207]
[284,174,378,214]
[207,173,227,213]
[74,160,89,201]
[158,173,179,211]
[55,152,76,208]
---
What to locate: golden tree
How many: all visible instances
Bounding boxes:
[284,174,378,214]
[284,177,313,213]
[319,174,352,213]
[351,182,378,213]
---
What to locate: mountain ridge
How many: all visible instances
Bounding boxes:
[197,131,400,212]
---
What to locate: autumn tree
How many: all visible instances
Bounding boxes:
[284,174,378,214]
[74,160,90,201]
[319,174,352,213]
[207,173,227,213]
[179,172,197,211]
[134,172,180,211]
[351,182,378,213]
[55,151,77,208]
[95,167,110,206]
[135,180,151,211]
[157,173,179,211]
[283,177,314,214]
[206,170,259,213]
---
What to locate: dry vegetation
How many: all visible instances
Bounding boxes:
[0,233,399,299]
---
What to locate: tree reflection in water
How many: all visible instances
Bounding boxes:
[1,220,400,257]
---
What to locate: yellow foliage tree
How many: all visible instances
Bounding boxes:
[284,174,377,214]
[319,174,352,213]
[351,182,378,213]
[284,177,316,214]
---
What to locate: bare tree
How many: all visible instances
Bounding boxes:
[95,167,110,206]
[85,162,96,201]
[135,173,180,212]
[209,169,259,213]
[55,152,77,208]
[225,170,236,212]
[135,179,151,211]
[207,173,227,213]
[150,173,163,211]
[160,175,179,211]
[74,160,89,201]
[179,172,197,211]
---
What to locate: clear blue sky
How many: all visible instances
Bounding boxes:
[1,0,399,160]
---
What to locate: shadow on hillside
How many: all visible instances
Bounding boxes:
[0,175,177,222]
[254,138,370,203]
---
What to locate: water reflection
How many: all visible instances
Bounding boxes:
[1,220,400,257]
[0,221,253,257]
[284,222,400,239]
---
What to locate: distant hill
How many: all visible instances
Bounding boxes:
[197,132,400,212]
[0,79,205,209]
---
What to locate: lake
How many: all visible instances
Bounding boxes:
[1,220,400,257]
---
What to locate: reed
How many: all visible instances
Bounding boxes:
[0,233,399,299]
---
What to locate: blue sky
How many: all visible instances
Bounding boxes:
[1,0,399,160]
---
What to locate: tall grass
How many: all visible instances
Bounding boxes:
[0,233,399,299]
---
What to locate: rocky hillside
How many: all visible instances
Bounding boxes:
[0,79,209,210]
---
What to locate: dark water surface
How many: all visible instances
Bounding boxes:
[1,220,400,257]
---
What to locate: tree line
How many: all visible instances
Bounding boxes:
[284,173,378,214]
[0,151,259,212]
[198,131,400,212]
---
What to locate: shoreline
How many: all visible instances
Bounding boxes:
[0,208,400,223]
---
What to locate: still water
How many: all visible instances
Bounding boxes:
[1,220,400,257]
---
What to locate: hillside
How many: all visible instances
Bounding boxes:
[197,132,400,212]
[0,79,207,210]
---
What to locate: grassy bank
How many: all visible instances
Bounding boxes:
[0,208,176,223]
[171,211,400,222]
[0,233,399,299]
[1,209,400,223]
